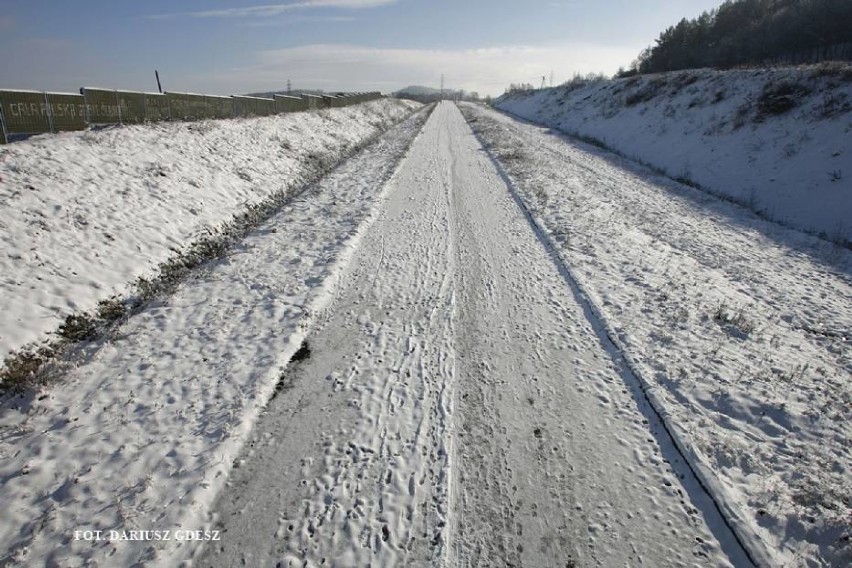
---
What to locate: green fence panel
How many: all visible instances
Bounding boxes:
[232,96,255,117]
[47,93,87,132]
[81,88,121,124]
[0,90,54,137]
[207,95,234,119]
[183,94,209,120]
[0,90,87,138]
[0,86,380,144]
[167,92,237,121]
[232,96,275,117]
[167,92,204,120]
[257,97,275,116]
[274,95,307,113]
[117,91,146,124]
[83,88,168,124]
[302,94,322,110]
[144,93,170,122]
[322,95,342,108]
[165,92,187,120]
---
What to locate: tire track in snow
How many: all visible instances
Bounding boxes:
[445,101,752,567]
[202,102,750,568]
[0,105,430,568]
[456,104,759,567]
[200,102,458,567]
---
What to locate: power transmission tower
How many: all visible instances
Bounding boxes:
[287,79,291,94]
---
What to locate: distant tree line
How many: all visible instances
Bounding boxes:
[394,89,481,104]
[624,0,852,75]
[504,83,536,94]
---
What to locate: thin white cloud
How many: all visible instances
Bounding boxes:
[183,43,640,96]
[149,0,396,19]
[241,15,358,27]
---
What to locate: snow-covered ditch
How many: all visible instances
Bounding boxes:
[460,102,850,567]
[496,64,852,244]
[0,98,420,371]
[0,104,432,567]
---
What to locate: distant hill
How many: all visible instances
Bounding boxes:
[625,0,852,76]
[394,85,479,103]
[246,88,326,98]
[395,85,442,97]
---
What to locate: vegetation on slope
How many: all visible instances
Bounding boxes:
[623,0,852,76]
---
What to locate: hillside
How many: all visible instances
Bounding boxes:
[0,99,420,371]
[628,0,852,74]
[460,98,851,566]
[496,63,852,244]
[395,85,442,96]
[394,85,473,103]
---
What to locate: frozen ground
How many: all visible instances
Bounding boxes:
[460,101,850,567]
[0,98,419,365]
[199,101,748,568]
[497,65,852,243]
[0,93,848,568]
[0,105,430,567]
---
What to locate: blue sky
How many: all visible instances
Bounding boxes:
[0,1,724,96]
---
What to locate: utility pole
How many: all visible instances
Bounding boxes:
[541,75,546,89]
[550,70,554,88]
[440,74,444,100]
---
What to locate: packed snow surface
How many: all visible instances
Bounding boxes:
[1,93,848,568]
[0,98,419,363]
[199,102,748,567]
[0,105,428,566]
[497,66,852,243]
[461,101,850,567]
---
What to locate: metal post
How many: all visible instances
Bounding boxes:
[81,88,91,126]
[0,104,8,144]
[44,92,55,134]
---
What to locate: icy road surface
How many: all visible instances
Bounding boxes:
[199,102,749,567]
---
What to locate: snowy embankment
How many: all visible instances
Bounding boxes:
[0,105,432,567]
[496,64,852,244]
[200,102,748,568]
[460,102,850,567]
[0,98,420,368]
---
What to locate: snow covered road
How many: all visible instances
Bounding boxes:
[0,105,431,567]
[199,102,749,567]
[459,102,851,567]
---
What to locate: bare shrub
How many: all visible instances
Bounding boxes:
[0,346,55,392]
[813,61,852,82]
[57,313,98,342]
[714,302,757,338]
[756,82,812,119]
